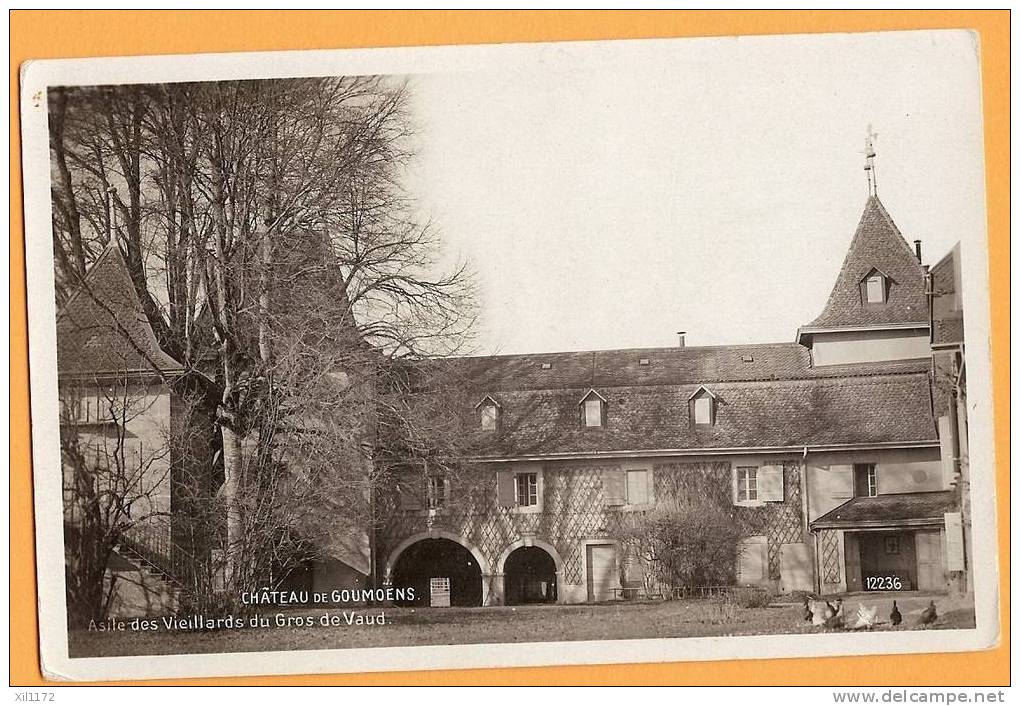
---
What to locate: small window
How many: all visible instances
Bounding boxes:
[884,536,901,554]
[584,398,603,427]
[427,475,449,510]
[693,396,713,425]
[626,470,649,505]
[861,271,888,304]
[480,403,498,431]
[515,473,538,507]
[854,464,877,498]
[736,466,758,504]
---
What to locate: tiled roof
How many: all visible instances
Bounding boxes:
[933,319,965,346]
[930,246,965,346]
[56,246,183,378]
[448,343,930,392]
[459,369,938,458]
[810,491,954,529]
[802,197,929,331]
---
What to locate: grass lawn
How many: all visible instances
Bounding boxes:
[68,591,976,658]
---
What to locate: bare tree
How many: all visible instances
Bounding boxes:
[60,376,176,627]
[51,76,478,609]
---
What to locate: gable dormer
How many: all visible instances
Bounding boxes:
[476,395,501,431]
[859,267,892,306]
[688,386,717,427]
[578,389,607,428]
[797,196,930,366]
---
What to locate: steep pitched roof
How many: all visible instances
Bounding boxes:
[455,362,937,459]
[56,246,183,378]
[802,196,929,332]
[810,491,954,530]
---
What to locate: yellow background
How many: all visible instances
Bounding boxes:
[9,10,1010,686]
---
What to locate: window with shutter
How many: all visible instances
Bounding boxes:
[515,473,538,506]
[693,396,712,425]
[734,466,758,505]
[689,387,716,426]
[604,468,626,506]
[626,469,649,505]
[865,274,886,303]
[427,475,450,510]
[480,404,498,431]
[398,478,423,511]
[756,465,785,502]
[853,464,877,498]
[496,470,516,507]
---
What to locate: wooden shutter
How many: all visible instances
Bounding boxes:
[496,470,516,507]
[828,464,854,499]
[757,465,785,502]
[944,512,965,572]
[398,477,422,511]
[626,470,648,505]
[938,415,956,488]
[603,469,626,506]
[843,533,862,592]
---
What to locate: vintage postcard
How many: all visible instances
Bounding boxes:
[20,29,999,681]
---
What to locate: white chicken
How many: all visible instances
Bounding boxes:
[851,603,879,630]
[810,600,827,626]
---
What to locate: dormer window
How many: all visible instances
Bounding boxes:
[688,386,717,426]
[860,268,889,304]
[476,396,501,431]
[579,389,607,428]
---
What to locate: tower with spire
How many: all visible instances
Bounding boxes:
[796,131,931,366]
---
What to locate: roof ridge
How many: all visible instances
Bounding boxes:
[451,341,806,361]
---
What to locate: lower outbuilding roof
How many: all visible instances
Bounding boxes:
[810,491,956,530]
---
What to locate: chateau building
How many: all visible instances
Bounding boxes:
[57,184,971,613]
[378,194,967,606]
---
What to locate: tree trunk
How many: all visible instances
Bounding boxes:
[218,421,243,589]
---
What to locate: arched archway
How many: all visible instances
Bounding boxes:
[500,541,561,606]
[386,532,487,607]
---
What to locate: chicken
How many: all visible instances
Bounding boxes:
[918,600,938,625]
[803,597,814,622]
[823,599,845,630]
[852,603,878,630]
[890,600,902,626]
[811,600,827,626]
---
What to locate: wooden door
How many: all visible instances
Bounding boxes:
[844,533,862,592]
[915,529,945,591]
[586,544,618,602]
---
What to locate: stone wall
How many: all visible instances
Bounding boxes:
[378,458,807,603]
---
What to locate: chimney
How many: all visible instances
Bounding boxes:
[914,239,923,263]
[677,331,686,349]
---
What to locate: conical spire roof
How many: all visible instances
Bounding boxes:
[56,246,183,377]
[802,196,929,332]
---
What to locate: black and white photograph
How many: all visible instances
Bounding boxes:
[20,29,998,680]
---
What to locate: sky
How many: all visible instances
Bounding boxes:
[404,30,986,356]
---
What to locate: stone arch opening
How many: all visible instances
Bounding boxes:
[390,538,483,607]
[504,545,558,605]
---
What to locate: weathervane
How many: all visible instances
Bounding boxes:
[863,124,878,197]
